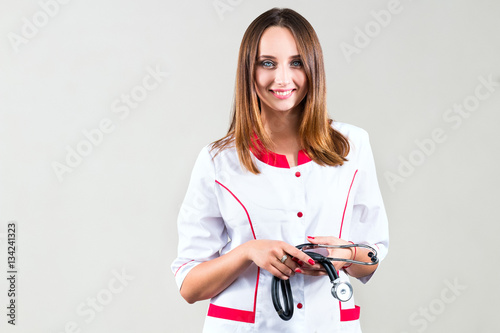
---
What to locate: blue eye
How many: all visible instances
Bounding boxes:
[291,60,303,67]
[261,60,274,68]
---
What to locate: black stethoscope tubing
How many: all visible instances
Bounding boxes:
[271,243,379,321]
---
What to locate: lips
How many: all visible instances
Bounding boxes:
[270,89,295,99]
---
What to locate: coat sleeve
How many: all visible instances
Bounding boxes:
[171,146,228,290]
[348,129,389,284]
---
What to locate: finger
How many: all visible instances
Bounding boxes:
[265,258,295,280]
[300,264,326,272]
[282,245,316,267]
[268,263,292,280]
[274,261,295,278]
[291,257,305,269]
[277,253,299,271]
[285,257,300,270]
[297,268,327,277]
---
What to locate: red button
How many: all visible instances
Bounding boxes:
[295,172,301,177]
[297,303,303,309]
[297,212,303,218]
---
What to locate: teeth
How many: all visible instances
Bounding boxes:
[273,90,293,96]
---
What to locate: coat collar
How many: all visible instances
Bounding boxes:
[250,136,312,168]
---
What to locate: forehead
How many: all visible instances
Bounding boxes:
[258,26,299,56]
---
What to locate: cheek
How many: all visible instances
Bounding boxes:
[255,69,272,91]
[296,72,308,89]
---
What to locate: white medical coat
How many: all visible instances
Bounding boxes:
[172,123,389,333]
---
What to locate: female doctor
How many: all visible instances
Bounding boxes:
[172,7,389,333]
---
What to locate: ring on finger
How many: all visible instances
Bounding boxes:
[280,254,288,263]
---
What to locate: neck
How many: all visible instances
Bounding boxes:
[260,106,302,155]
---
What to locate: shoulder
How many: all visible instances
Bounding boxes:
[196,143,241,174]
[331,121,369,144]
[205,142,238,161]
[331,121,372,161]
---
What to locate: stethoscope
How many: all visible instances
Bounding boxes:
[271,243,379,321]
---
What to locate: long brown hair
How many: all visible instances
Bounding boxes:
[212,7,350,173]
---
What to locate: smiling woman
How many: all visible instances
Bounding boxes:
[171,7,389,333]
[254,27,308,113]
[212,7,350,174]
[254,26,309,166]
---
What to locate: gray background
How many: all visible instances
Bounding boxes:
[1,0,499,332]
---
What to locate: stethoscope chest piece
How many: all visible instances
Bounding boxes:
[331,278,353,302]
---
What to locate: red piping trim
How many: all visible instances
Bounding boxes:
[253,268,260,313]
[338,169,358,239]
[210,181,259,323]
[337,171,360,322]
[340,304,360,321]
[174,260,194,277]
[207,304,255,323]
[215,180,256,240]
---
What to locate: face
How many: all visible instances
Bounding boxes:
[254,26,308,116]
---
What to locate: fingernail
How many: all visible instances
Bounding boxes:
[297,260,304,266]
[308,259,315,265]
[307,236,315,239]
[295,268,302,273]
[291,257,298,262]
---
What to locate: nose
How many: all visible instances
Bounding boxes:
[275,66,291,86]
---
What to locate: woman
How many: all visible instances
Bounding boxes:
[172,7,389,332]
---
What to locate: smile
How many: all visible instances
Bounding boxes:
[271,89,295,99]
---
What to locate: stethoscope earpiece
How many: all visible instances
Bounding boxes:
[368,251,378,263]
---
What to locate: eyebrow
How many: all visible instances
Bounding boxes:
[257,54,301,59]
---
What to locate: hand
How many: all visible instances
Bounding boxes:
[296,236,354,276]
[243,240,316,280]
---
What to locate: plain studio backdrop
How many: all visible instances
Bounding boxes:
[1,0,499,332]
